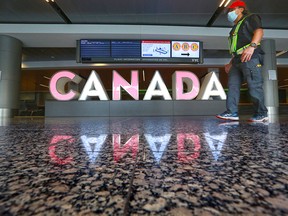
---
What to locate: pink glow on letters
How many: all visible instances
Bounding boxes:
[177,133,201,162]
[50,71,77,101]
[49,135,74,165]
[175,71,200,100]
[113,70,139,100]
[113,134,139,162]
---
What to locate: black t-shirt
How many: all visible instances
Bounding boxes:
[229,14,263,54]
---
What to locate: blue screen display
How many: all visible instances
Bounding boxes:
[80,40,110,58]
[111,41,141,58]
[78,39,202,64]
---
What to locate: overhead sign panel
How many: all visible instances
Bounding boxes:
[171,41,200,58]
[141,40,170,58]
[80,40,110,58]
[77,39,203,64]
[111,40,141,58]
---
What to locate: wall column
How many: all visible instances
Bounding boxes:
[0,35,22,117]
[261,39,279,115]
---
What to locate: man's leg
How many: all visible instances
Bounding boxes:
[226,63,243,114]
[216,62,242,120]
[242,57,268,121]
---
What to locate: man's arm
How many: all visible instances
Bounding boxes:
[241,28,264,62]
[225,57,234,73]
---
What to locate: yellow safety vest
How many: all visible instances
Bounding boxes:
[228,14,260,55]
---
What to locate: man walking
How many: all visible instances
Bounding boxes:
[216,0,268,122]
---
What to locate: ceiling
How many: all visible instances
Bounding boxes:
[1,0,288,28]
[1,0,288,64]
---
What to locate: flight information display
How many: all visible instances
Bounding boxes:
[111,40,141,58]
[77,39,203,64]
[80,40,110,59]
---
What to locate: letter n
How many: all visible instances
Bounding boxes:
[112,70,139,100]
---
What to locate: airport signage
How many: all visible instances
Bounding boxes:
[49,70,226,101]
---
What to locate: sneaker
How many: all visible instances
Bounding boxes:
[248,114,268,122]
[216,111,239,121]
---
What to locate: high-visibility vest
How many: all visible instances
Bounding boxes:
[228,14,260,55]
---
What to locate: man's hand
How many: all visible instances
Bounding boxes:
[241,46,255,62]
[225,62,232,73]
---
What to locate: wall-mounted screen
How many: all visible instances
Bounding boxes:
[111,40,141,58]
[171,41,200,58]
[77,39,203,64]
[80,40,110,59]
[141,40,170,58]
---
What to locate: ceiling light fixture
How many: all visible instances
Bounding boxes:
[276,50,288,57]
[208,0,231,26]
[224,0,231,7]
[219,0,231,7]
[39,84,49,88]
[92,63,109,67]
[219,0,226,7]
[46,0,72,24]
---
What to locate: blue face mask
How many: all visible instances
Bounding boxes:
[227,10,238,23]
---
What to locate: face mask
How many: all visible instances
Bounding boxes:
[227,10,238,23]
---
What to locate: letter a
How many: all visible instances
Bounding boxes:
[196,72,226,100]
[79,70,109,100]
[143,71,172,100]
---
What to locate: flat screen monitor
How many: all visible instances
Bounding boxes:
[77,39,203,64]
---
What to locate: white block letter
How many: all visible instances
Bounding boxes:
[143,71,172,100]
[79,70,109,100]
[196,72,226,100]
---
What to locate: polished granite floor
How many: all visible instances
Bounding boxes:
[0,115,287,215]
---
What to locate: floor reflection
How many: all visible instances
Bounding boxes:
[46,119,233,165]
[0,116,287,215]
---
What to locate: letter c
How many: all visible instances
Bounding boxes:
[49,71,82,101]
